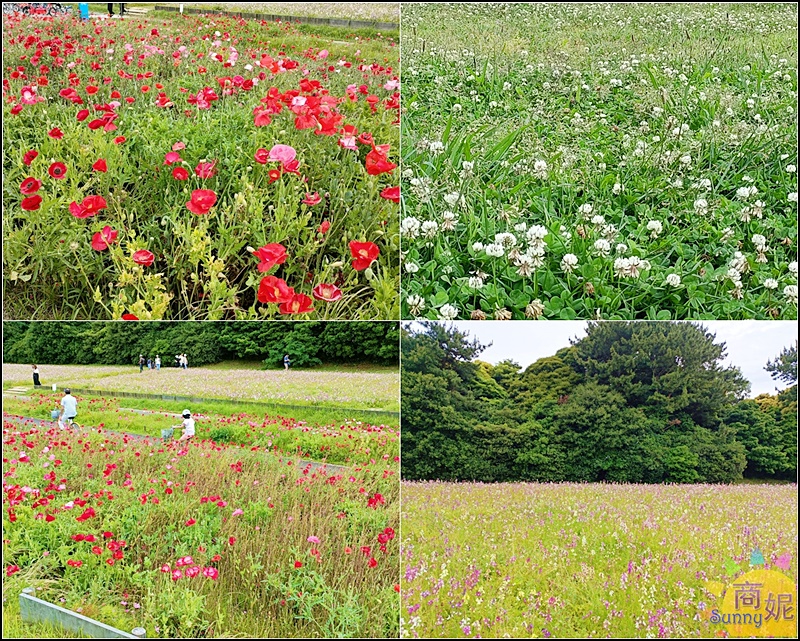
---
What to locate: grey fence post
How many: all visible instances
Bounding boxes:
[131,627,147,638]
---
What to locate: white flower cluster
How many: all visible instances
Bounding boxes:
[613,256,651,278]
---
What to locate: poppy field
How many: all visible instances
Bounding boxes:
[2,412,400,637]
[2,390,399,465]
[400,481,798,638]
[400,3,798,320]
[3,9,399,320]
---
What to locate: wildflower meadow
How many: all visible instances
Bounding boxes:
[401,481,798,638]
[400,3,798,320]
[3,7,399,320]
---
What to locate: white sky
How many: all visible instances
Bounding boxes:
[434,321,798,398]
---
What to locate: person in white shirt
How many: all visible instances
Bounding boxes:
[59,389,78,429]
[174,409,195,441]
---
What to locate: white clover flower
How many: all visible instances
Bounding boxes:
[694,198,708,214]
[786,164,796,173]
[764,278,779,290]
[421,220,439,239]
[400,217,421,239]
[441,211,458,232]
[591,214,606,226]
[752,234,768,251]
[515,254,535,277]
[560,225,572,241]
[514,222,528,233]
[406,294,425,315]
[788,261,798,276]
[726,267,743,283]
[428,140,445,155]
[593,239,611,257]
[679,154,692,165]
[468,276,484,289]
[533,159,548,179]
[495,232,517,249]
[560,253,579,273]
[438,303,459,320]
[614,257,630,277]
[525,299,545,319]
[485,243,505,258]
[730,251,749,274]
[524,245,546,268]
[612,182,624,195]
[443,191,463,208]
[626,256,644,278]
[616,243,628,254]
[472,241,485,252]
[672,178,684,188]
[404,261,420,274]
[736,185,758,200]
[784,285,798,305]
[452,103,462,112]
[666,273,681,287]
[789,192,798,203]
[526,225,548,243]
[578,203,593,218]
[694,178,712,190]
[647,220,663,238]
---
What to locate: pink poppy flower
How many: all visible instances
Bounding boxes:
[268,144,296,163]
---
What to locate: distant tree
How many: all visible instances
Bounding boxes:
[766,342,797,385]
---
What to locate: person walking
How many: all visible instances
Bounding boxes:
[147,357,152,370]
[107,3,114,17]
[155,355,161,371]
[32,364,41,387]
[138,354,145,373]
[119,3,126,16]
[59,389,78,430]
[283,354,291,370]
[182,354,189,370]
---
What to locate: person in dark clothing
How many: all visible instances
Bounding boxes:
[119,3,126,16]
[32,364,41,387]
[108,3,114,17]
[139,354,145,373]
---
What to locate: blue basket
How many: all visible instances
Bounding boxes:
[161,427,174,440]
[51,409,60,421]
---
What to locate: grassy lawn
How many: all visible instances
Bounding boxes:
[400,3,797,320]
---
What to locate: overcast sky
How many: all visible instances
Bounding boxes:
[415,321,798,398]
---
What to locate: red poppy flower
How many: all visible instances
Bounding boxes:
[69,195,107,219]
[23,150,38,166]
[349,241,380,271]
[186,189,217,215]
[254,148,269,164]
[279,293,314,314]
[365,148,396,175]
[294,561,303,568]
[20,177,42,195]
[185,518,196,527]
[121,314,139,320]
[318,220,331,234]
[253,243,287,272]
[380,186,400,202]
[172,167,189,180]
[92,158,108,172]
[113,136,126,144]
[195,161,217,179]
[48,162,67,179]
[48,127,64,139]
[91,225,118,251]
[21,195,43,211]
[76,109,90,121]
[164,151,182,165]
[312,283,342,302]
[45,514,56,522]
[368,557,378,568]
[6,565,20,577]
[132,249,155,266]
[91,545,103,555]
[257,275,294,304]
[67,560,83,568]
[268,168,282,184]
[302,192,321,206]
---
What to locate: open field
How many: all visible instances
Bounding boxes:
[401,481,798,638]
[401,3,798,320]
[2,363,400,411]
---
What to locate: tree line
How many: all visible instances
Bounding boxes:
[402,322,797,483]
[3,322,400,368]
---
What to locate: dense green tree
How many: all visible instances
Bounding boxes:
[766,342,798,385]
